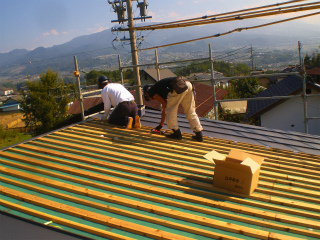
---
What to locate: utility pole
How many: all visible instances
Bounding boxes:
[126,0,142,106]
[250,45,254,71]
[298,41,302,66]
[108,0,152,112]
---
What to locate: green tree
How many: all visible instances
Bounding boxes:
[226,77,261,99]
[19,69,76,135]
[304,52,320,68]
[85,69,134,85]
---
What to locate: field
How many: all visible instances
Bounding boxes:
[0,111,32,149]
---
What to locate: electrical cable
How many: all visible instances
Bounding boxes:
[133,0,309,29]
[138,11,320,51]
[129,2,320,31]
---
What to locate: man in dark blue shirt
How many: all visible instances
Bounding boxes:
[143,77,203,142]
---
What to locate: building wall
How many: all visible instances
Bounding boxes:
[0,89,14,96]
[261,89,320,135]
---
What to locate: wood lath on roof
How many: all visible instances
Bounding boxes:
[1,119,320,239]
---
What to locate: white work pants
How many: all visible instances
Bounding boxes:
[165,81,203,132]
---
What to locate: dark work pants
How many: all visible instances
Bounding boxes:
[108,102,138,126]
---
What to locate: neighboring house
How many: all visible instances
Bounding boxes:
[140,68,176,85]
[307,67,320,84]
[258,76,278,88]
[189,72,228,88]
[0,97,21,112]
[67,96,103,116]
[0,88,14,96]
[246,75,320,135]
[139,82,228,117]
[219,101,247,114]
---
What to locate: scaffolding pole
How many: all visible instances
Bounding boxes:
[74,56,85,121]
[209,44,218,120]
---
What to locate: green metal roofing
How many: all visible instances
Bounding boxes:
[1,119,320,240]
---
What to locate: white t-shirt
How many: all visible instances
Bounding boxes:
[101,83,135,119]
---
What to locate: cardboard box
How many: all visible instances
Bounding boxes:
[204,149,264,195]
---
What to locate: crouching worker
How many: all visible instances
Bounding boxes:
[98,75,140,129]
[143,77,203,142]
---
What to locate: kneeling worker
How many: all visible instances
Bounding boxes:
[98,75,140,129]
[143,77,203,142]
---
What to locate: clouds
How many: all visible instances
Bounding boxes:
[43,29,59,37]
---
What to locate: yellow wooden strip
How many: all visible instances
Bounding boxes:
[69,126,320,177]
[15,145,320,204]
[64,127,203,159]
[20,139,320,193]
[1,153,320,220]
[15,144,212,182]
[0,186,194,240]
[1,163,319,231]
[1,174,319,238]
[259,175,320,192]
[46,134,211,170]
[21,141,315,209]
[84,121,320,162]
[9,146,320,207]
[57,129,320,189]
[32,138,214,175]
[68,124,320,179]
[56,130,207,164]
[0,199,134,240]
[0,178,269,240]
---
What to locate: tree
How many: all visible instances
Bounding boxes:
[19,69,76,134]
[227,77,261,99]
[85,69,134,85]
[304,52,320,68]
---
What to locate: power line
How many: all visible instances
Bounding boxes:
[132,0,309,29]
[138,11,320,51]
[124,1,320,31]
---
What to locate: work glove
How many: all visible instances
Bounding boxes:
[151,124,163,133]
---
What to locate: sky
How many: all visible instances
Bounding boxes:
[0,0,319,53]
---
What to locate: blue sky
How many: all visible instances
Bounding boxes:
[0,0,319,53]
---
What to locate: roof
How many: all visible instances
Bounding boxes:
[141,68,176,81]
[220,100,247,114]
[67,96,103,115]
[143,83,228,117]
[246,74,303,119]
[1,111,320,239]
[192,72,225,80]
[307,67,320,75]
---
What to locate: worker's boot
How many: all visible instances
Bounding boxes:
[125,117,133,129]
[166,128,182,140]
[192,131,203,142]
[133,115,141,129]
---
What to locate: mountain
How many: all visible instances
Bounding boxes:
[0,19,319,78]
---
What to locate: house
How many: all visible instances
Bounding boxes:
[139,82,228,117]
[0,88,14,96]
[0,109,319,239]
[307,67,320,84]
[140,68,176,85]
[219,100,247,114]
[0,96,21,112]
[246,74,320,135]
[258,76,278,88]
[189,71,228,88]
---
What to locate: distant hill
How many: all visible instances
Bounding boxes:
[0,19,319,78]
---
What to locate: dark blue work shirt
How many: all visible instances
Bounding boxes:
[147,77,175,100]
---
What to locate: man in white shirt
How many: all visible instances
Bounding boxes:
[98,75,140,129]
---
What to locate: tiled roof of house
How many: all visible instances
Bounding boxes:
[246,75,303,119]
[1,111,320,239]
[67,96,103,115]
[142,83,228,117]
[307,67,320,75]
[141,68,176,81]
